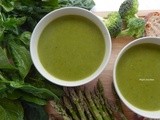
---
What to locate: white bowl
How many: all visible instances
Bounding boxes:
[113,37,160,118]
[30,7,111,87]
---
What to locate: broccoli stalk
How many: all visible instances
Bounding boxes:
[103,12,123,38]
[118,17,145,38]
[119,0,139,23]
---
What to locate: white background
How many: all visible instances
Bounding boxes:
[92,0,160,12]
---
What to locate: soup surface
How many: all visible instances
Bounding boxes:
[116,43,160,111]
[38,15,105,81]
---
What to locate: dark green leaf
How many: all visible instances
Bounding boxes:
[0,72,9,82]
[0,47,15,69]
[0,83,7,98]
[3,89,47,105]
[9,41,32,79]
[10,81,59,101]
[4,17,26,28]
[0,99,24,120]
[19,31,31,47]
[0,28,4,42]
[5,90,22,100]
[43,0,58,8]
[58,0,95,10]
[2,17,26,35]
[27,69,64,98]
[22,102,48,120]
[0,0,14,12]
[0,105,7,120]
[21,92,47,105]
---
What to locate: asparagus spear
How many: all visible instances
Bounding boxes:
[85,90,103,120]
[96,80,114,119]
[111,83,128,120]
[92,89,112,120]
[97,80,127,120]
[50,101,71,120]
[63,96,80,120]
[68,88,87,120]
[77,88,94,120]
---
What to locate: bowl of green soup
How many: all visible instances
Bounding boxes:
[30,7,111,87]
[114,37,160,118]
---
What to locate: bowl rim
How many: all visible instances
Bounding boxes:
[113,36,160,118]
[30,7,112,87]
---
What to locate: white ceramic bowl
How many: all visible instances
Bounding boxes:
[113,37,160,118]
[30,7,111,87]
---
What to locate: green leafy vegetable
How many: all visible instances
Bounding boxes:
[58,0,95,10]
[22,102,49,120]
[10,82,60,101]
[0,47,15,69]
[9,41,32,79]
[0,99,24,120]
[19,31,31,47]
[0,0,14,12]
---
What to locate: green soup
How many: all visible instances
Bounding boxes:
[38,15,105,81]
[116,43,160,111]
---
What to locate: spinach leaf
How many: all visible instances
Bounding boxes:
[10,81,59,101]
[20,92,47,105]
[0,83,7,98]
[0,0,14,12]
[27,68,64,98]
[0,47,15,69]
[0,99,24,120]
[19,31,31,47]
[0,28,4,42]
[22,102,48,120]
[0,15,26,35]
[0,71,60,105]
[9,41,32,79]
[58,0,95,10]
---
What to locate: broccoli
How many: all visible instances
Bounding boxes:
[103,12,123,38]
[118,17,145,38]
[119,0,139,23]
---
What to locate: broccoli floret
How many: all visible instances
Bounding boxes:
[103,12,123,38]
[119,0,139,22]
[119,17,145,38]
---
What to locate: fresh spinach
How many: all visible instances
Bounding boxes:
[9,40,32,79]
[58,0,95,10]
[0,47,15,69]
[0,99,24,120]
[22,102,48,120]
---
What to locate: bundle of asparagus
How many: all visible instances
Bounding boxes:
[48,80,128,120]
